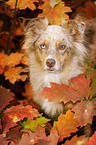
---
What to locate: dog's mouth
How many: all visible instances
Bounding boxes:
[45,67,59,73]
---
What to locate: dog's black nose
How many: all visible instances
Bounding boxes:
[46,59,56,68]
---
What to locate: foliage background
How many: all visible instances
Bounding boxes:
[0,0,96,144]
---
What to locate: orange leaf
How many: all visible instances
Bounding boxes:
[4,67,28,84]
[54,110,80,140]
[39,75,91,104]
[6,0,38,10]
[79,1,96,18]
[0,51,28,68]
[38,0,72,25]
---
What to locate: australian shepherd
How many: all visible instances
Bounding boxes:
[23,17,87,117]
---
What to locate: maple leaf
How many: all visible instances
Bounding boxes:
[22,82,34,100]
[4,103,41,122]
[6,126,23,144]
[64,135,87,145]
[0,86,14,113]
[2,114,17,133]
[39,75,91,104]
[0,33,14,48]
[16,126,59,145]
[21,116,49,132]
[83,131,96,145]
[79,1,96,18]
[54,110,80,140]
[72,101,96,126]
[6,0,38,10]
[38,0,72,25]
[4,67,28,84]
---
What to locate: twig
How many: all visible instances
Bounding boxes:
[6,0,18,55]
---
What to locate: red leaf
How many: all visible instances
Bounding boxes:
[79,1,96,18]
[2,114,17,133]
[4,103,41,122]
[39,75,91,104]
[0,86,14,112]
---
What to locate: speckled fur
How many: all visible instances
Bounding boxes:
[23,17,86,117]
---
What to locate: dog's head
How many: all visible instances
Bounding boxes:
[23,17,85,73]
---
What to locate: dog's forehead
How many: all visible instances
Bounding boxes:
[43,25,64,39]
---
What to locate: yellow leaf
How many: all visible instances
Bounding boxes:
[6,0,38,10]
[38,0,72,25]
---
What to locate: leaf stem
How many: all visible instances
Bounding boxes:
[6,0,18,55]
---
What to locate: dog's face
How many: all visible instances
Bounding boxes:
[34,25,74,73]
[23,17,85,73]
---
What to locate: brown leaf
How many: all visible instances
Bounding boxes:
[0,86,14,112]
[72,101,96,126]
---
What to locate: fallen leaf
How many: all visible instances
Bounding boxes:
[72,101,96,126]
[83,131,96,145]
[2,114,17,133]
[54,110,80,140]
[17,126,59,145]
[6,0,38,10]
[38,0,72,25]
[0,86,14,112]
[4,103,41,122]
[0,33,14,48]
[39,75,91,104]
[64,135,87,145]
[4,67,28,84]
[21,117,49,132]
[79,1,96,18]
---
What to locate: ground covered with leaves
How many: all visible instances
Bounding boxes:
[0,0,96,145]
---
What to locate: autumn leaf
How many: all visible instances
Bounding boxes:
[38,0,72,25]
[6,0,38,10]
[2,114,17,133]
[79,1,96,18]
[39,75,91,104]
[72,101,96,126]
[0,86,14,113]
[13,125,59,145]
[4,103,41,122]
[54,110,80,140]
[0,51,28,83]
[4,67,28,84]
[21,116,49,132]
[83,131,96,145]
[64,135,87,145]
[0,33,14,49]
[7,126,23,144]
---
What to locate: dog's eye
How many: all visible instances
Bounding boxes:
[40,44,46,49]
[59,45,65,50]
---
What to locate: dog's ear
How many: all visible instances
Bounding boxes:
[61,20,85,41]
[24,17,48,34]
[22,17,48,53]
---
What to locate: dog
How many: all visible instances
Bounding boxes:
[23,17,87,117]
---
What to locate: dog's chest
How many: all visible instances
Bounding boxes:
[44,73,61,87]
